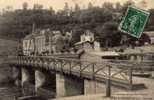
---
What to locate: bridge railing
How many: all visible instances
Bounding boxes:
[9,55,154,91]
[9,56,135,89]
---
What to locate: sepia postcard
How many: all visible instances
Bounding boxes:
[0,0,154,100]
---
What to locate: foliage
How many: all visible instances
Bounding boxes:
[0,1,153,47]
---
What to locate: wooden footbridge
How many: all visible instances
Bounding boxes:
[8,55,154,97]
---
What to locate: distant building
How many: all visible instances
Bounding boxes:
[52,31,64,53]
[23,28,53,55]
[75,30,103,52]
[81,30,94,42]
[75,30,95,51]
[23,34,35,55]
[34,28,54,55]
[34,31,46,55]
[74,30,122,61]
[22,29,73,55]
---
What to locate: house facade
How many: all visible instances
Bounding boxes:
[75,30,102,52]
[23,34,35,55]
[22,29,72,55]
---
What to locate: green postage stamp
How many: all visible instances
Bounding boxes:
[119,6,150,38]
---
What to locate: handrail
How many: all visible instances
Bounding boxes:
[8,55,150,97]
[9,55,154,64]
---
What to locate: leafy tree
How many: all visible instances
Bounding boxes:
[63,2,70,16]
[95,21,122,47]
[88,2,93,9]
[121,0,135,14]
[0,1,153,48]
[49,6,55,15]
[71,25,84,45]
[74,3,80,12]
[33,4,43,10]
[102,2,114,11]
[22,2,28,10]
[115,2,122,12]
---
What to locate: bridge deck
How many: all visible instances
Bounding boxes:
[9,56,149,90]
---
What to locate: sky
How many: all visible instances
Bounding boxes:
[0,0,154,12]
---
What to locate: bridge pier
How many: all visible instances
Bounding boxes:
[84,79,106,94]
[84,79,123,96]
[12,66,21,87]
[56,74,84,97]
[35,70,56,98]
[35,70,46,92]
[21,67,35,96]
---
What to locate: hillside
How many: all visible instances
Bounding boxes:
[0,38,18,84]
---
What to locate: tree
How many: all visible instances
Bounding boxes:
[78,7,113,24]
[3,6,13,14]
[95,21,122,47]
[74,3,80,12]
[88,2,93,9]
[102,2,114,11]
[49,6,55,15]
[22,2,28,10]
[71,25,84,45]
[121,0,135,14]
[63,2,70,16]
[115,2,122,12]
[52,32,65,52]
[33,4,43,10]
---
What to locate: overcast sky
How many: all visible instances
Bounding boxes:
[0,0,154,12]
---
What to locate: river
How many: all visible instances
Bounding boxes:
[0,84,21,100]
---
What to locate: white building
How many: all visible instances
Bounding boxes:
[80,30,94,43]
[23,34,35,55]
[75,30,102,51]
[35,35,45,54]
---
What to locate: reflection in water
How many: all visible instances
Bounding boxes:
[0,84,21,100]
[0,84,56,100]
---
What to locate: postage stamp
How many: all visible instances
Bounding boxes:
[119,6,150,38]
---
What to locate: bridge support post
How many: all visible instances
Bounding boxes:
[84,79,106,94]
[22,68,30,86]
[35,70,46,92]
[106,79,111,97]
[56,74,66,97]
[12,66,21,87]
[106,66,111,97]
[56,74,84,97]
[129,67,133,90]
[21,67,35,96]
